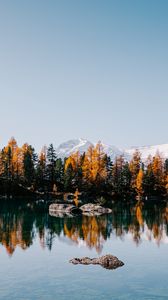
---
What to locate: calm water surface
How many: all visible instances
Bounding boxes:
[0,199,167,300]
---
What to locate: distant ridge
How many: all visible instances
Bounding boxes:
[55,138,168,161]
[125,143,168,161]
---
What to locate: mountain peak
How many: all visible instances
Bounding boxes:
[55,138,93,159]
[55,138,123,160]
[55,139,168,161]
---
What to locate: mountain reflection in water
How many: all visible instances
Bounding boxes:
[0,200,167,256]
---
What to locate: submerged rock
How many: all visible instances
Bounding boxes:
[69,254,124,270]
[80,203,112,215]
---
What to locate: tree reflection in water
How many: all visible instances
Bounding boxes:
[0,200,167,255]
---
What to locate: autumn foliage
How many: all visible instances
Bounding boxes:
[0,137,168,198]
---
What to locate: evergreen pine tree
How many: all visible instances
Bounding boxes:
[36,146,47,191]
[46,144,57,191]
[23,145,37,186]
[55,158,64,191]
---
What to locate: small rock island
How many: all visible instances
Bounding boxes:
[69,254,124,270]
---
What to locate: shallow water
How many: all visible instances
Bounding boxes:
[0,200,167,300]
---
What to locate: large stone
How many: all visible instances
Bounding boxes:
[80,203,112,215]
[49,203,81,216]
[69,254,124,270]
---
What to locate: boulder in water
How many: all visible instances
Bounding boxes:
[69,254,124,270]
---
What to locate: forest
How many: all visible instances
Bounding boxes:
[0,137,168,199]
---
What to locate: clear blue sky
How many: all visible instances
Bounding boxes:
[0,0,168,150]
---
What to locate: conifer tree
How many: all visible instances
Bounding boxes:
[143,156,155,196]
[112,156,123,194]
[120,162,132,196]
[93,142,107,184]
[136,168,144,196]
[82,145,94,185]
[82,142,107,190]
[55,158,64,191]
[152,153,165,195]
[129,150,141,193]
[0,148,7,179]
[46,144,57,191]
[36,146,47,190]
[23,144,37,186]
[64,163,75,192]
[104,154,113,189]
[64,151,82,190]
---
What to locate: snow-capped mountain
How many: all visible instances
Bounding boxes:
[55,138,168,161]
[125,144,168,161]
[55,138,93,159]
[55,138,123,160]
[99,142,125,161]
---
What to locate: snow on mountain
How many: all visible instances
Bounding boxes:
[55,138,123,160]
[55,138,168,161]
[125,143,168,161]
[100,142,125,161]
[55,138,93,159]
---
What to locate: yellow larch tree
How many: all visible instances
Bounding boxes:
[129,150,141,191]
[152,152,164,192]
[82,142,107,185]
[136,168,144,195]
[65,151,81,172]
[93,142,107,182]
[82,145,94,182]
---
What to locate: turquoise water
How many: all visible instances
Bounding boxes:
[0,200,167,300]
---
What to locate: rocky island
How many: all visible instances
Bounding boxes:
[69,254,124,270]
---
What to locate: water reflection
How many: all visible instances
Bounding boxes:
[0,200,167,255]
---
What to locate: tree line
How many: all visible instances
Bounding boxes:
[0,137,168,198]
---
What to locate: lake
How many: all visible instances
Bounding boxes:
[0,199,167,300]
